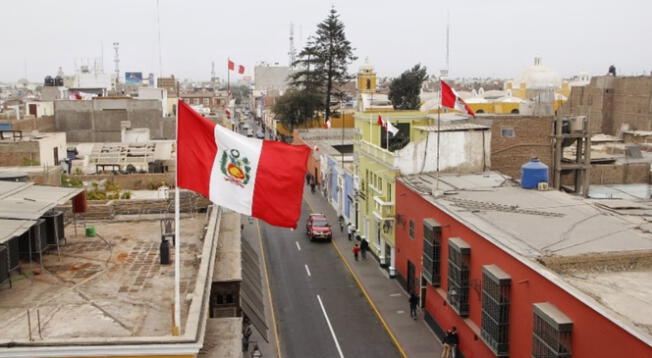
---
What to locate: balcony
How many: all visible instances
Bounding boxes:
[372,195,395,221]
[356,140,398,169]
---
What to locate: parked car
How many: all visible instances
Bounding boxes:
[306,213,332,242]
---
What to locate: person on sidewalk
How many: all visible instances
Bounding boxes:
[360,237,369,259]
[242,321,252,352]
[409,292,419,320]
[352,243,361,261]
[441,327,459,358]
[347,223,353,241]
[310,181,316,194]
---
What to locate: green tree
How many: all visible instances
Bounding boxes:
[292,7,356,124]
[388,64,428,110]
[272,89,323,133]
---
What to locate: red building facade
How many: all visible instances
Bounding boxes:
[394,178,651,358]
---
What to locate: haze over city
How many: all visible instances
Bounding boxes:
[2,0,652,82]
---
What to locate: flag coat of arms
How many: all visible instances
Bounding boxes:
[177,101,310,228]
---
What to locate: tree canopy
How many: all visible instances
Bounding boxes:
[272,89,323,132]
[388,64,428,110]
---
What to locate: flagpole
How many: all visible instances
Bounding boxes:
[436,77,441,192]
[174,101,181,336]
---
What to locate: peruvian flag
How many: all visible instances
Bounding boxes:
[238,65,245,74]
[228,60,235,71]
[324,119,331,129]
[441,80,475,117]
[377,114,399,136]
[225,108,231,117]
[177,101,310,228]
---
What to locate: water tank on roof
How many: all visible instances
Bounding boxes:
[54,76,64,86]
[521,158,548,189]
[44,75,54,86]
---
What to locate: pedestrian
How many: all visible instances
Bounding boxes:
[441,327,459,358]
[409,292,418,320]
[306,173,311,185]
[310,181,316,193]
[242,322,252,352]
[338,215,344,232]
[360,237,369,259]
[352,243,360,261]
[347,223,353,241]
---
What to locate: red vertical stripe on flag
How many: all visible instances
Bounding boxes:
[228,60,235,71]
[238,65,245,74]
[251,141,311,228]
[177,101,217,198]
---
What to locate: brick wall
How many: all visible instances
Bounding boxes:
[488,116,554,179]
[561,162,650,185]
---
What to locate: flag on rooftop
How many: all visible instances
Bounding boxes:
[177,101,310,228]
[441,80,475,117]
[228,59,235,71]
[377,114,399,136]
[238,65,245,74]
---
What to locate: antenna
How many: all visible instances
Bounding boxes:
[289,23,296,67]
[211,61,216,89]
[113,42,120,88]
[446,11,450,76]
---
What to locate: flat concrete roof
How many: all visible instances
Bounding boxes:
[213,211,242,282]
[0,208,221,357]
[400,172,652,258]
[198,318,242,358]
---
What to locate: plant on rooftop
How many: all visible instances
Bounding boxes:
[389,64,428,110]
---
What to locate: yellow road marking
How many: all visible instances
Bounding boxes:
[303,197,408,358]
[256,220,283,358]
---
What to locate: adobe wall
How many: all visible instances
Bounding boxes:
[561,162,650,185]
[488,116,554,180]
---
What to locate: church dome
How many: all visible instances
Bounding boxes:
[359,58,374,74]
[517,57,561,90]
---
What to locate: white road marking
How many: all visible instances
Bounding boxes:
[295,241,301,251]
[397,310,406,314]
[316,294,345,358]
[305,264,312,277]
[389,293,402,297]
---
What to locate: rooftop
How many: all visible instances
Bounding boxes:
[399,172,652,344]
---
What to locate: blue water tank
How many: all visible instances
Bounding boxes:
[521,158,549,189]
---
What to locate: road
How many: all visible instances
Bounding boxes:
[260,204,401,358]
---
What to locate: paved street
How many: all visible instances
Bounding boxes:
[260,205,401,358]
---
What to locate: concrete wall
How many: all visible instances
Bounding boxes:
[254,65,289,91]
[54,99,175,142]
[561,162,650,185]
[0,115,56,132]
[0,140,39,165]
[36,132,67,167]
[489,115,554,180]
[70,172,175,190]
[396,129,491,175]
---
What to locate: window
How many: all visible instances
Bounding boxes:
[387,183,392,200]
[193,98,200,105]
[203,98,210,106]
[422,218,441,286]
[501,128,515,138]
[481,265,511,357]
[409,220,415,239]
[447,237,470,316]
[379,177,383,190]
[532,303,573,358]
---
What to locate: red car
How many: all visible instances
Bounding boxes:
[306,213,332,242]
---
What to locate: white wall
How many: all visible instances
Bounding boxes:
[37,132,67,167]
[24,101,54,117]
[138,87,168,116]
[396,129,491,175]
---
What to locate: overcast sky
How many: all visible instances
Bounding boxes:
[2,0,651,83]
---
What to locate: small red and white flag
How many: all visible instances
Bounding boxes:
[177,101,310,228]
[324,119,331,129]
[228,60,235,71]
[377,114,399,136]
[441,80,475,117]
[238,65,245,74]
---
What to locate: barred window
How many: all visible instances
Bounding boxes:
[421,219,441,286]
[481,265,511,357]
[447,237,470,316]
[532,303,573,358]
[409,220,415,239]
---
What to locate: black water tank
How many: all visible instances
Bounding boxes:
[44,75,54,86]
[54,76,64,86]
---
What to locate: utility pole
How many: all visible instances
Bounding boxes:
[113,42,120,91]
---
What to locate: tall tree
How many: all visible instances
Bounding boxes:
[388,64,428,110]
[272,89,323,133]
[291,7,356,124]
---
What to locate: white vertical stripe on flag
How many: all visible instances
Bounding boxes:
[209,125,263,215]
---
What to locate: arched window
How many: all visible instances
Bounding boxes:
[476,109,485,114]
[511,109,519,114]
[366,78,371,90]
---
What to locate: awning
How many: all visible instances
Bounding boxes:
[0,199,54,220]
[0,219,36,244]
[240,238,268,342]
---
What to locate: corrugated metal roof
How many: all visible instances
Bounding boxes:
[0,219,36,244]
[0,199,53,220]
[2,185,82,205]
[0,181,31,199]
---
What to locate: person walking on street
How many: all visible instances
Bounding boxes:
[352,244,361,261]
[409,292,419,320]
[360,237,369,259]
[347,223,353,241]
[441,329,452,358]
[306,173,311,186]
[310,180,316,193]
[242,321,252,352]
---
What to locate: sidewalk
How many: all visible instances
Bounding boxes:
[303,186,443,358]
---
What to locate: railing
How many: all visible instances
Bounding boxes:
[356,140,398,168]
[373,195,395,220]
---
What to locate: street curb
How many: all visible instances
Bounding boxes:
[304,197,408,358]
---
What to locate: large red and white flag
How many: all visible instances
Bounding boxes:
[177,101,310,228]
[441,80,475,117]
